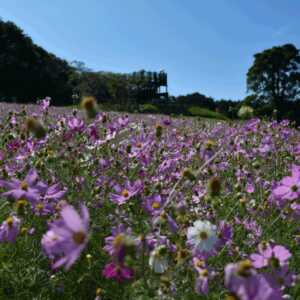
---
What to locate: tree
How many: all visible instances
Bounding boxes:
[70,60,92,73]
[247,44,300,113]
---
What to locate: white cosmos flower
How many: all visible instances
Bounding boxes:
[187,220,218,252]
[149,245,168,274]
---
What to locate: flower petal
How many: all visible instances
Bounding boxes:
[60,205,83,232]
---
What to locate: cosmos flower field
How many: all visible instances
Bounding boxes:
[0,100,300,300]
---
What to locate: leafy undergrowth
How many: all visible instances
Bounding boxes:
[0,100,300,299]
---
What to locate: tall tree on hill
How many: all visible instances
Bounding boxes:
[247,44,300,114]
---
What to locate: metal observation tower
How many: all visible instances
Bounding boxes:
[130,70,169,104]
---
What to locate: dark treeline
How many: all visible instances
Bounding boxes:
[0,20,73,105]
[1,19,300,121]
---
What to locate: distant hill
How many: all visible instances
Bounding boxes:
[0,20,170,107]
[0,19,74,104]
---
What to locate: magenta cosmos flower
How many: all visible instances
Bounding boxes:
[250,243,291,269]
[0,169,41,202]
[40,97,51,111]
[67,117,85,132]
[193,258,209,295]
[41,203,89,270]
[110,180,142,205]
[103,224,135,261]
[102,262,134,282]
[144,194,164,216]
[0,215,20,243]
[272,165,300,201]
[32,183,67,216]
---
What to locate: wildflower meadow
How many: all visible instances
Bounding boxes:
[0,99,300,300]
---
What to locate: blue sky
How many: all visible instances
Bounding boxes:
[1,0,300,99]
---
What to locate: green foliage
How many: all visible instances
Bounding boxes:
[188,106,228,120]
[139,103,159,114]
[237,105,254,119]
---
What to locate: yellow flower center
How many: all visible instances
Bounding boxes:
[152,201,161,209]
[73,231,86,245]
[16,199,28,209]
[6,216,14,228]
[195,259,205,268]
[20,181,28,190]
[260,241,268,250]
[199,231,208,240]
[237,259,252,277]
[225,294,239,300]
[160,211,167,219]
[121,189,129,198]
[205,140,215,150]
[36,203,44,210]
[113,234,125,248]
[96,288,102,296]
[21,227,28,235]
[176,249,189,262]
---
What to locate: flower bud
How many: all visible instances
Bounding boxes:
[155,124,163,139]
[182,168,196,181]
[80,96,98,119]
[25,117,46,139]
[208,176,222,197]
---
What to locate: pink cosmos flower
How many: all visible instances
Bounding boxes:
[216,221,233,249]
[110,180,142,205]
[225,260,283,300]
[193,258,209,295]
[294,143,300,156]
[41,203,89,270]
[67,117,85,132]
[265,265,296,289]
[144,194,164,216]
[250,243,291,269]
[103,224,134,260]
[0,169,41,202]
[246,182,255,194]
[272,165,300,201]
[102,262,134,282]
[0,215,20,243]
[40,97,51,111]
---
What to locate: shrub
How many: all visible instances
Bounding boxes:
[188,106,228,120]
[237,105,254,119]
[139,103,159,114]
